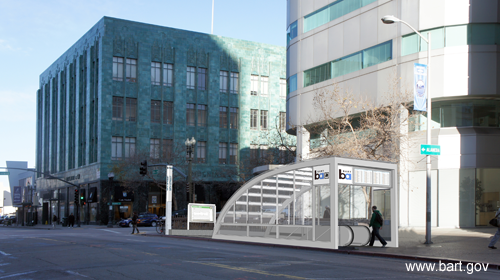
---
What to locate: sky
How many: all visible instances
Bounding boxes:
[0,0,287,190]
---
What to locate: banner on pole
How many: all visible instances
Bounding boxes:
[414,63,427,111]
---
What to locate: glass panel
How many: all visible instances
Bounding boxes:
[249,225,276,238]
[470,24,496,45]
[339,185,372,226]
[441,102,473,127]
[402,33,420,56]
[473,101,497,127]
[278,226,313,241]
[287,20,298,45]
[294,168,312,226]
[459,169,476,227]
[304,0,376,33]
[446,25,468,47]
[362,41,392,68]
[223,205,234,223]
[373,189,391,241]
[287,74,297,94]
[475,169,500,226]
[420,28,445,51]
[315,184,331,242]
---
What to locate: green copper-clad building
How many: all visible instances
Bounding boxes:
[35,17,290,225]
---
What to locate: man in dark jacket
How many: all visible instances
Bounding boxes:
[369,206,387,247]
[131,212,139,234]
[68,213,75,228]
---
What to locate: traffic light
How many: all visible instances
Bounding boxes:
[80,189,86,205]
[140,160,148,176]
[74,189,79,204]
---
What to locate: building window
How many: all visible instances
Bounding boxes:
[163,101,173,125]
[219,142,227,164]
[230,143,238,164]
[280,111,286,131]
[250,145,259,161]
[113,57,124,81]
[220,71,228,93]
[150,138,160,159]
[111,137,122,160]
[151,62,161,85]
[219,107,228,128]
[162,139,173,161]
[230,107,238,129]
[287,74,297,94]
[197,104,207,126]
[261,76,269,96]
[125,137,136,158]
[250,109,258,129]
[112,97,123,121]
[287,20,298,45]
[186,104,195,126]
[126,98,137,122]
[197,68,207,90]
[151,100,161,123]
[260,145,268,161]
[251,75,259,95]
[187,66,195,89]
[126,58,137,82]
[280,79,286,98]
[197,141,206,163]
[279,147,286,164]
[230,72,239,94]
[163,63,173,87]
[260,110,268,130]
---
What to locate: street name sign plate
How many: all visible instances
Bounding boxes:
[153,169,159,175]
[420,144,441,155]
[0,172,9,175]
[109,202,121,205]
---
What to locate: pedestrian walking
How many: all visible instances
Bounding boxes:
[68,213,75,228]
[369,206,387,247]
[131,212,139,234]
[488,207,500,249]
[52,215,57,228]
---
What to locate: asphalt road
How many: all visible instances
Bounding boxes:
[0,226,499,279]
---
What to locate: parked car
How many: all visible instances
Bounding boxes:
[0,215,8,224]
[118,213,158,227]
[172,208,187,216]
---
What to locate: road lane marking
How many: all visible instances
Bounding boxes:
[0,271,37,279]
[0,251,11,256]
[188,261,310,280]
[37,238,71,244]
[0,263,10,266]
[66,270,89,278]
[99,229,121,234]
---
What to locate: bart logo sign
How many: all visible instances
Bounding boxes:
[338,165,353,184]
[313,165,330,185]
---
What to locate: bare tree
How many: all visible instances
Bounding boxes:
[306,76,418,163]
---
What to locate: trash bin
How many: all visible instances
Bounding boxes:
[62,217,68,227]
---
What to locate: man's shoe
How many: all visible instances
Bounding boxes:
[488,246,497,249]
[382,244,386,248]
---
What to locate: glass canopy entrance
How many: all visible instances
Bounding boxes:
[213,157,398,249]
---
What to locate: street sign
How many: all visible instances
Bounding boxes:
[108,202,122,205]
[420,144,441,155]
[0,172,9,175]
[153,169,159,175]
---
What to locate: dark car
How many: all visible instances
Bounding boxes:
[118,213,158,227]
[136,213,158,227]
[172,208,187,216]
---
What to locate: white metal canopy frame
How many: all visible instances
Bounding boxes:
[212,157,398,249]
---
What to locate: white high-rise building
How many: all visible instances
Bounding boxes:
[286,0,500,228]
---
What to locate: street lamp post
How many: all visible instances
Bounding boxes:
[185,137,196,204]
[382,15,433,244]
[107,172,115,228]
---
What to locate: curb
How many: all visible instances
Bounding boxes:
[144,234,500,270]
